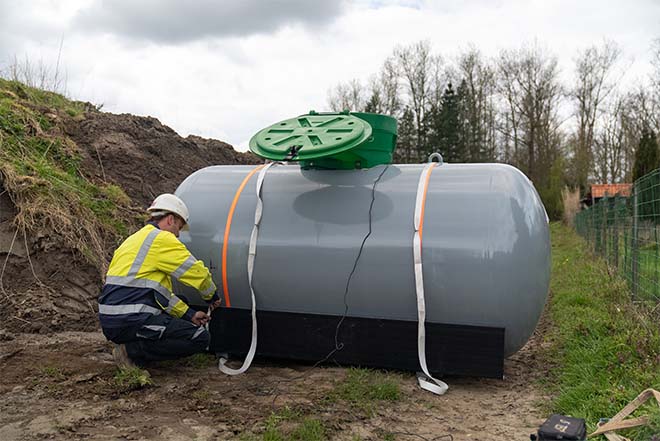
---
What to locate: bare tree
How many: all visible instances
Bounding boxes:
[651,38,660,100]
[456,46,497,161]
[327,78,367,112]
[496,43,564,187]
[364,57,401,116]
[571,40,621,191]
[593,95,630,183]
[624,86,660,136]
[394,41,439,157]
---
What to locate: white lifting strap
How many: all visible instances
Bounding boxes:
[218,162,277,375]
[413,162,449,395]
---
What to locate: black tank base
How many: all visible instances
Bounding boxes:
[209,307,505,379]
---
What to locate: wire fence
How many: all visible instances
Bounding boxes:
[575,169,660,304]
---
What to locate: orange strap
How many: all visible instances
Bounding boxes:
[221,165,265,307]
[419,164,436,244]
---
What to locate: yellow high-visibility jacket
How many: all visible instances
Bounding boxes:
[98,223,216,337]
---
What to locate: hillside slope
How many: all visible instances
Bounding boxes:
[0,79,259,333]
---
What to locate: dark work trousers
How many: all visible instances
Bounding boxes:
[110,314,209,364]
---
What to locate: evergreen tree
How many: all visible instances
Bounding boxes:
[537,157,565,221]
[394,106,418,163]
[424,83,466,163]
[632,129,659,182]
[364,90,382,113]
[455,80,472,162]
[632,130,660,223]
[438,83,462,162]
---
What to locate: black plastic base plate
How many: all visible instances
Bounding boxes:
[209,307,505,379]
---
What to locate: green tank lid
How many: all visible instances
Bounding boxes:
[249,111,397,170]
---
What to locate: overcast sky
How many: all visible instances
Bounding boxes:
[1,0,659,151]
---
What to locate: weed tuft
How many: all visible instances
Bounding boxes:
[241,408,326,441]
[113,367,153,391]
[326,368,400,416]
[41,365,66,380]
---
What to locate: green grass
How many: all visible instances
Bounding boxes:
[325,368,400,416]
[239,408,326,441]
[113,366,153,391]
[544,223,660,439]
[41,365,66,380]
[238,368,398,441]
[159,352,217,369]
[580,225,660,302]
[0,78,87,117]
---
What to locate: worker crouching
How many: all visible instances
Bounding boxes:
[98,193,220,368]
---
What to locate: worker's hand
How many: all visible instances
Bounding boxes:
[209,299,222,312]
[191,310,210,326]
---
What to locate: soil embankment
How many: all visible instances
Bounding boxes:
[0,92,258,333]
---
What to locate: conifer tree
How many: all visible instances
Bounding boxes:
[395,106,418,163]
[632,129,659,182]
[438,83,462,162]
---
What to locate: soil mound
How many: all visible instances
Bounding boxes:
[64,112,259,206]
[0,90,260,334]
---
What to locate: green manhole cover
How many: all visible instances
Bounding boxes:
[249,112,372,161]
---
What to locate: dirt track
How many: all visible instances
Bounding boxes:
[0,316,549,441]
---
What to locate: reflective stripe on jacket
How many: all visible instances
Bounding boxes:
[99,224,216,336]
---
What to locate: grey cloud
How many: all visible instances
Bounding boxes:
[73,0,347,44]
[0,1,67,66]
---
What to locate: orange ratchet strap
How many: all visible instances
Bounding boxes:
[221,164,266,307]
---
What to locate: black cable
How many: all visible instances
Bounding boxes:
[333,164,390,354]
[265,165,390,403]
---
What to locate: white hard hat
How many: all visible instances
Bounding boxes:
[147,194,190,229]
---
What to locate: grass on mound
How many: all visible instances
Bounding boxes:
[544,222,660,439]
[0,78,137,270]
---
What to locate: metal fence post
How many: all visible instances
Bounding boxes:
[613,196,619,270]
[603,196,609,264]
[632,184,639,300]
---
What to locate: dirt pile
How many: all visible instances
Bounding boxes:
[0,83,260,333]
[64,112,259,207]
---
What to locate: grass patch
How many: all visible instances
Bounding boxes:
[325,368,400,416]
[183,352,217,368]
[544,223,660,438]
[41,365,66,380]
[0,78,88,117]
[240,408,326,441]
[113,366,153,391]
[159,352,217,369]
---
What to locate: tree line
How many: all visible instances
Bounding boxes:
[327,40,660,219]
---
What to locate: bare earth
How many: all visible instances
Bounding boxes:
[0,319,550,441]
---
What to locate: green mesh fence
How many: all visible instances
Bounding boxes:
[575,169,660,303]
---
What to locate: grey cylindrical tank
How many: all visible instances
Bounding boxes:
[175,163,550,357]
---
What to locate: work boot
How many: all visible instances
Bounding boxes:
[112,344,136,369]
